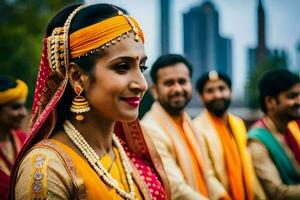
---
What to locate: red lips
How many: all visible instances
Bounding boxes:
[122,97,140,108]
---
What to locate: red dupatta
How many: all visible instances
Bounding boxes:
[0,130,27,200]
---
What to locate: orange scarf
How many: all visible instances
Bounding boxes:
[288,121,300,148]
[173,118,209,196]
[207,112,253,200]
[151,102,209,197]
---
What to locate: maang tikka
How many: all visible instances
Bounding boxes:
[70,86,90,121]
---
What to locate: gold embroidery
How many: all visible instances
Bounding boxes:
[30,154,48,200]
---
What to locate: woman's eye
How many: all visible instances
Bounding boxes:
[115,63,130,73]
[140,66,148,73]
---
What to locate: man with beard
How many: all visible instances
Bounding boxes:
[193,71,266,200]
[248,69,300,200]
[141,55,228,200]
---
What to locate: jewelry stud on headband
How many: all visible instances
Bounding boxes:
[209,70,219,81]
[70,86,90,121]
[115,8,140,42]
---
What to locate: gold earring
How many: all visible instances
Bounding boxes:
[70,86,90,121]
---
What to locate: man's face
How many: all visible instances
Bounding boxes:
[200,79,231,117]
[273,83,300,121]
[153,63,192,115]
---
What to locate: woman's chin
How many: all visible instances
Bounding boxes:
[118,112,139,122]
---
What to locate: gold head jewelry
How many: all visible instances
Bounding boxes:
[208,70,219,81]
[70,86,90,121]
[47,4,86,76]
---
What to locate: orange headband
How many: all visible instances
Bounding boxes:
[69,15,144,58]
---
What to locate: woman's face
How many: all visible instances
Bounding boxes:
[0,99,27,130]
[84,33,148,122]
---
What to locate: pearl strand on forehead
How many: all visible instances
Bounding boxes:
[63,120,136,200]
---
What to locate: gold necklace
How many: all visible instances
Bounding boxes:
[63,120,136,200]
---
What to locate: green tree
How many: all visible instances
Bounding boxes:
[246,51,288,108]
[0,0,77,107]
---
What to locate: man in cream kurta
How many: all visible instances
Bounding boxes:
[141,54,227,200]
[193,71,266,200]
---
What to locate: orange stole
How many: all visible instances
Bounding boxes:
[207,112,253,200]
[52,140,143,200]
[173,117,209,196]
[288,121,300,148]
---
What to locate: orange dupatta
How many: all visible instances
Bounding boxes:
[151,103,209,197]
[207,112,253,200]
[173,117,209,196]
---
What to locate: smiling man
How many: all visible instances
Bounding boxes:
[248,69,300,200]
[193,71,266,200]
[141,54,227,200]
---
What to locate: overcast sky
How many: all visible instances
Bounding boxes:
[86,0,300,95]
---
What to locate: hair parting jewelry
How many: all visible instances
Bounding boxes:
[63,120,136,200]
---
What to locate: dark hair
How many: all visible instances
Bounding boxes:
[46,4,128,131]
[259,69,300,113]
[196,71,232,94]
[150,54,193,84]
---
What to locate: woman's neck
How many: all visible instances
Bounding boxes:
[69,111,115,156]
[0,127,11,142]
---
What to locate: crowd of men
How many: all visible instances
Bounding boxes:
[1,53,300,200]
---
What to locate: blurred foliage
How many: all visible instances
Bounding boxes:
[246,52,288,108]
[0,0,77,108]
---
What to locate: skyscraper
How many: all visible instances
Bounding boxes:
[247,0,270,75]
[296,41,300,73]
[160,0,170,54]
[183,1,232,83]
[247,0,287,75]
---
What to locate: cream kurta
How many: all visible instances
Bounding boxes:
[193,111,266,200]
[141,102,226,200]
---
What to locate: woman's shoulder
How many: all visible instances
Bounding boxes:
[15,139,74,200]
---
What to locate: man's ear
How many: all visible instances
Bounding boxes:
[68,62,88,91]
[265,96,277,111]
[151,85,158,100]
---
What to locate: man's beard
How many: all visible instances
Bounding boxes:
[159,95,191,116]
[205,98,231,117]
[283,105,300,122]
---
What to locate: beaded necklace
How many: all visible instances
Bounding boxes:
[63,120,136,200]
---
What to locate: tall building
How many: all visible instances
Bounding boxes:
[247,0,287,75]
[160,0,170,54]
[257,0,267,64]
[247,0,270,75]
[297,41,300,73]
[183,1,232,83]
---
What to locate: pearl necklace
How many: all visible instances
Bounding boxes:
[63,120,136,200]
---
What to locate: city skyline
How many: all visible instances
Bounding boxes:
[183,1,232,82]
[87,0,300,97]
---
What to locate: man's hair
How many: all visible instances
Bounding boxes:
[196,71,232,94]
[259,69,300,113]
[150,54,193,84]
